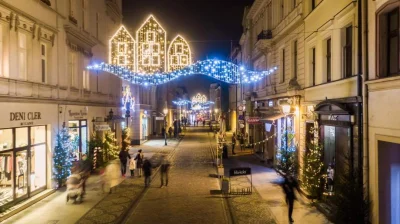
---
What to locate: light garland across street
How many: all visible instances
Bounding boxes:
[87,60,278,86]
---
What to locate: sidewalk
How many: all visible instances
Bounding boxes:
[221,132,331,224]
[4,138,181,224]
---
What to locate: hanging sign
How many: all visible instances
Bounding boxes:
[229,167,251,176]
[95,125,111,131]
[246,117,260,124]
[156,116,165,120]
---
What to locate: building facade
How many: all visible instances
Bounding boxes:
[366,0,400,223]
[237,0,363,204]
[0,0,125,211]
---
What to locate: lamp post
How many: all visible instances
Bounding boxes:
[163,108,168,146]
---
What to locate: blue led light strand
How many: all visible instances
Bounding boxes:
[87,59,278,86]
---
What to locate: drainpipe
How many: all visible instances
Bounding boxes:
[362,0,369,202]
[357,0,363,185]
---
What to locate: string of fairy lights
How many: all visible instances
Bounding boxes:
[89,14,278,86]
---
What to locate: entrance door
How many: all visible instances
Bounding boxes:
[14,149,28,200]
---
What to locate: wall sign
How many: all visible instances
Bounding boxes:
[95,125,111,131]
[68,109,88,120]
[246,117,260,124]
[10,112,42,126]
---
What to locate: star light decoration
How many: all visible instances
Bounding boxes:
[172,99,191,106]
[88,60,278,86]
[122,85,135,111]
[136,15,167,74]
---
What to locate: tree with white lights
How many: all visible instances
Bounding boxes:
[53,125,73,188]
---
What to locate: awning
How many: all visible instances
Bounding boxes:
[260,114,285,122]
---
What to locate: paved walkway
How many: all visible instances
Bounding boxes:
[4,138,180,224]
[223,132,331,224]
[124,128,230,224]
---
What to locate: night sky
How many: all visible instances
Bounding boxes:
[122,0,254,61]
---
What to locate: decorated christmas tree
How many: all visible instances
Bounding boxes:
[121,127,131,151]
[301,120,324,199]
[53,125,73,188]
[103,131,119,161]
[276,127,297,176]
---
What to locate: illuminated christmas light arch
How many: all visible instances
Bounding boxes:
[136,15,167,74]
[168,35,192,71]
[87,60,278,86]
[109,26,136,71]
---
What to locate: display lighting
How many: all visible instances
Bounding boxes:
[168,35,192,71]
[122,85,135,111]
[109,26,136,71]
[172,99,191,106]
[87,60,278,86]
[136,15,167,74]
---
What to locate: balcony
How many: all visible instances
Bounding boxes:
[257,30,272,41]
[255,30,273,53]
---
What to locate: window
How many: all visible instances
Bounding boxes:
[388,8,399,76]
[293,0,296,9]
[281,0,285,20]
[312,47,316,86]
[69,51,77,87]
[343,26,353,78]
[0,25,3,77]
[293,40,298,79]
[83,58,90,90]
[96,13,99,38]
[82,0,88,30]
[311,0,316,10]
[267,3,272,29]
[69,0,73,16]
[281,49,286,83]
[41,44,47,83]
[18,32,27,80]
[327,38,332,82]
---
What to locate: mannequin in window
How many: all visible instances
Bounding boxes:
[327,164,334,194]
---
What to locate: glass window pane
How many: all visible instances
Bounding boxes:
[0,151,13,206]
[0,129,13,151]
[68,125,80,161]
[81,120,87,126]
[81,127,87,155]
[15,150,28,198]
[69,121,79,128]
[31,145,46,191]
[16,128,28,148]
[31,126,46,145]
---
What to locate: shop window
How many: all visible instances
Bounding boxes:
[0,151,13,207]
[16,128,28,148]
[69,120,87,160]
[31,126,46,145]
[30,145,46,191]
[0,129,13,151]
[379,7,400,78]
[15,150,28,198]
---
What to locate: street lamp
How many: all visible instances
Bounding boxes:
[163,108,168,146]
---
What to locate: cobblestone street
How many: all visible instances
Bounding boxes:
[123,127,230,224]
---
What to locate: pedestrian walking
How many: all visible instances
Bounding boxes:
[281,175,301,223]
[239,134,245,151]
[231,133,236,155]
[160,156,171,188]
[134,149,144,177]
[129,156,136,177]
[143,159,152,187]
[168,127,173,138]
[101,160,120,193]
[119,148,131,177]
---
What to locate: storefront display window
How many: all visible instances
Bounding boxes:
[0,129,13,151]
[0,151,13,207]
[31,126,46,145]
[0,126,47,209]
[15,150,28,198]
[30,145,46,191]
[69,120,87,160]
[16,128,28,148]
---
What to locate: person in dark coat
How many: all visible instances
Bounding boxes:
[142,159,152,187]
[160,156,171,188]
[281,175,301,223]
[231,133,237,155]
[134,149,144,177]
[119,149,131,177]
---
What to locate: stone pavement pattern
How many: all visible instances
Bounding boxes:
[4,138,180,224]
[124,128,230,224]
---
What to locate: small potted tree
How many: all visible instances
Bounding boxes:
[221,177,230,194]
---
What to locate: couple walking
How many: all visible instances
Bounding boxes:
[119,149,145,178]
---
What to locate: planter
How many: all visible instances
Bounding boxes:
[217,166,224,177]
[221,180,229,194]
